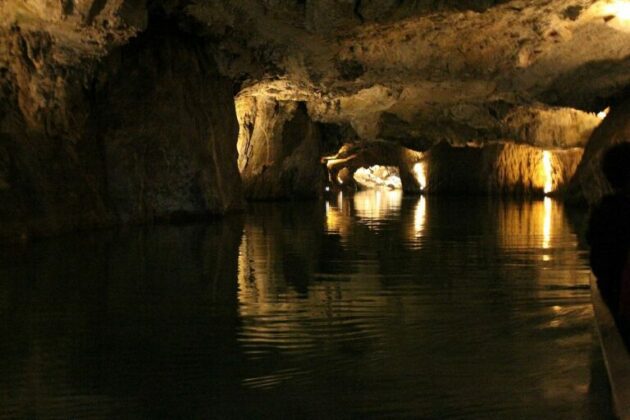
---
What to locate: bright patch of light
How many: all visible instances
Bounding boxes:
[543,196,552,250]
[353,166,402,190]
[353,190,403,228]
[604,0,630,22]
[325,186,330,192]
[597,107,610,119]
[325,201,340,232]
[337,175,344,185]
[413,162,427,190]
[414,196,426,237]
[542,151,553,194]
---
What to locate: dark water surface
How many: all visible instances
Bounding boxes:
[0,192,613,418]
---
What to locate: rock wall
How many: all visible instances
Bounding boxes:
[0,27,113,240]
[96,20,242,222]
[0,18,243,240]
[569,97,630,205]
[422,142,583,195]
[237,97,324,200]
[501,105,601,148]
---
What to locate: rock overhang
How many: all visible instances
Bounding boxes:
[192,0,630,147]
[3,0,630,149]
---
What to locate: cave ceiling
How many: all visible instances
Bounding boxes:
[2,0,630,148]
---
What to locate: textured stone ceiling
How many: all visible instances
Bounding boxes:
[2,0,630,147]
[201,0,630,146]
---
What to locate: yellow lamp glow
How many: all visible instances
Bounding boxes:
[413,162,427,190]
[604,0,630,22]
[597,107,610,120]
[542,151,553,194]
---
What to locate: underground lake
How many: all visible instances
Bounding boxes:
[0,191,613,418]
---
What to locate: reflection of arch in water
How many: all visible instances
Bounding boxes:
[324,190,405,234]
[353,190,403,225]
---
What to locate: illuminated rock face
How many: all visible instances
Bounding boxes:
[196,0,624,148]
[2,0,630,238]
[569,97,630,205]
[237,97,324,199]
[320,140,582,196]
[421,142,583,195]
[0,18,242,239]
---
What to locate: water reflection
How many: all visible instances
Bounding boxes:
[0,196,611,418]
[324,190,404,232]
[413,195,427,239]
[353,189,402,225]
[0,223,245,419]
[543,197,553,264]
[496,197,565,252]
[235,195,608,418]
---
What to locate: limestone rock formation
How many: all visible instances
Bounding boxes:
[353,166,402,190]
[422,142,583,195]
[237,97,324,200]
[191,0,627,147]
[0,14,242,240]
[2,0,630,237]
[96,21,242,222]
[569,97,630,205]
[324,140,582,196]
[322,141,423,193]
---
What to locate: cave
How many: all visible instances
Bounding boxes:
[1,0,630,417]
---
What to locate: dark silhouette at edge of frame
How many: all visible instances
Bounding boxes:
[587,141,630,345]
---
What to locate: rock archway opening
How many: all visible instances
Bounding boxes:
[353,166,402,190]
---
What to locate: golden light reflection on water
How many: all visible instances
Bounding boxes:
[542,197,552,251]
[497,197,563,253]
[324,190,404,234]
[233,196,597,413]
[353,189,402,223]
[414,196,427,238]
[325,195,352,235]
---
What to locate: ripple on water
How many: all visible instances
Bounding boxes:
[0,193,612,418]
